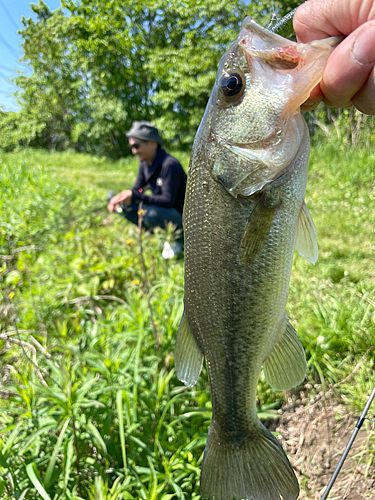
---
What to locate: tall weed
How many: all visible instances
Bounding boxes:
[1,147,374,498]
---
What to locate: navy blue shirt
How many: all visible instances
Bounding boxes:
[131,147,187,214]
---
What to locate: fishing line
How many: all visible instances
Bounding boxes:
[268,7,298,34]
[265,1,307,39]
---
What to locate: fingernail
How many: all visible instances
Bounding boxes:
[352,25,375,65]
[300,99,321,112]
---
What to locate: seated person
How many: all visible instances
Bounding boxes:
[107,121,187,257]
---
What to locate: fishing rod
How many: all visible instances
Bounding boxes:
[2,201,108,253]
[2,189,127,258]
[320,385,375,499]
[4,8,299,251]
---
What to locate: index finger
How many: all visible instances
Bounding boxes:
[293,0,368,42]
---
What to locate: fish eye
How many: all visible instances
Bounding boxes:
[219,73,244,100]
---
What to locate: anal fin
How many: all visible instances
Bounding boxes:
[175,313,204,387]
[263,316,307,391]
[295,201,318,264]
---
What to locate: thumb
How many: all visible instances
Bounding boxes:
[320,22,375,113]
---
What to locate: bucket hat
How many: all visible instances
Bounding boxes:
[126,121,162,143]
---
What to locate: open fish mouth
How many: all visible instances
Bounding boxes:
[240,16,303,69]
[237,17,342,112]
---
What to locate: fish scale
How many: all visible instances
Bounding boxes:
[175,16,340,500]
[185,130,305,429]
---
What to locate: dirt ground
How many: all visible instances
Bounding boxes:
[272,390,375,500]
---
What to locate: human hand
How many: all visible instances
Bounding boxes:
[294,0,375,114]
[107,190,133,212]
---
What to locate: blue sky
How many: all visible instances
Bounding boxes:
[0,0,61,111]
[0,1,271,112]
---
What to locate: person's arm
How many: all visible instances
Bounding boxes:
[131,159,183,209]
[107,190,132,211]
[294,0,375,114]
[107,165,145,212]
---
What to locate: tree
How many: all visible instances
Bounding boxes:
[9,0,302,156]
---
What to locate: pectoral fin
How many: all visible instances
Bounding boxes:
[240,195,280,265]
[263,316,307,391]
[295,201,318,264]
[175,313,204,387]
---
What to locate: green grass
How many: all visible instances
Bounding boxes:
[1,145,374,499]
[3,149,191,194]
[289,146,375,403]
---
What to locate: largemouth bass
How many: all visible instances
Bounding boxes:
[175,17,339,500]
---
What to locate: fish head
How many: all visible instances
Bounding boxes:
[199,17,340,197]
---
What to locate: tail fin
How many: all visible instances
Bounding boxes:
[200,422,299,500]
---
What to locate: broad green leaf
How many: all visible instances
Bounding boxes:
[44,417,71,489]
[26,463,51,500]
[2,420,25,454]
[63,437,74,491]
[146,456,158,500]
[86,420,107,456]
[116,390,127,475]
[18,489,30,500]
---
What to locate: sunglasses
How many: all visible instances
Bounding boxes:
[130,141,145,151]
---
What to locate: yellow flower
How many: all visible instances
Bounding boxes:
[125,239,133,244]
[132,280,140,285]
[8,292,15,299]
